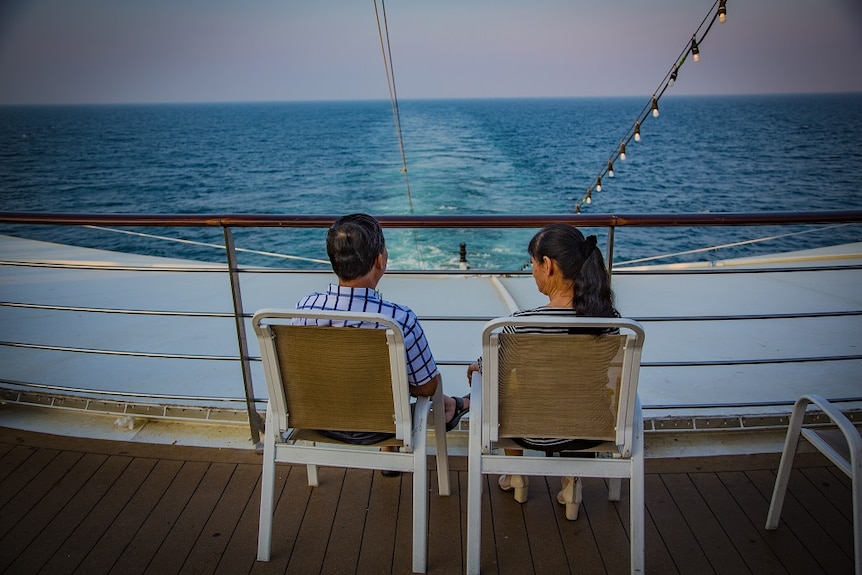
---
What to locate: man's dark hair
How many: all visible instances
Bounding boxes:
[326,213,386,281]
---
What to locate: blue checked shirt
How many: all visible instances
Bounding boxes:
[295,283,439,388]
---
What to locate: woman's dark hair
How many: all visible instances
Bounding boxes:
[326,213,385,281]
[528,224,618,317]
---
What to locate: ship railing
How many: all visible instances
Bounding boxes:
[1,210,861,445]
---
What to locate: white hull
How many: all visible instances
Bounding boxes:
[2,234,860,456]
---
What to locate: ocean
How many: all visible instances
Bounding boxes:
[1,94,861,270]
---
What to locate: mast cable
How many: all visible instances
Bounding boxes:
[373,0,413,212]
[614,223,850,267]
[83,225,330,265]
[373,0,424,268]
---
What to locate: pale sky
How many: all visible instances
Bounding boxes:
[1,0,860,105]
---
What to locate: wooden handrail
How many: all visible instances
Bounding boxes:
[2,210,862,228]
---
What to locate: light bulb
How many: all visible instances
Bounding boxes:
[634,121,641,142]
[585,189,592,204]
[620,142,627,161]
[718,0,727,23]
[651,98,659,118]
[691,36,700,63]
[669,66,678,86]
[596,177,602,192]
[608,161,614,177]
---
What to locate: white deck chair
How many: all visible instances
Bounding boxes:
[466,316,646,575]
[253,308,451,574]
[765,394,861,574]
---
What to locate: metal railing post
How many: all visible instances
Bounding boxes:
[223,226,263,445]
[606,225,616,282]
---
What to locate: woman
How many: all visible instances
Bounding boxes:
[466,223,619,520]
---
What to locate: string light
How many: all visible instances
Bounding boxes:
[572,0,728,213]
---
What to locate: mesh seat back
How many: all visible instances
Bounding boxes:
[496,332,626,440]
[272,324,396,433]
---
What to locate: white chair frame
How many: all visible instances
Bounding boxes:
[765,393,861,574]
[253,308,451,574]
[466,316,646,575]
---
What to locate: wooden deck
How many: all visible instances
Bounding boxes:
[0,426,854,575]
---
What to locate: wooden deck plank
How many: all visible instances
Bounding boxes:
[110,460,209,574]
[43,456,158,575]
[391,471,416,574]
[322,467,373,575]
[146,461,237,574]
[0,446,65,525]
[359,470,403,574]
[582,477,633,575]
[522,476,570,575]
[8,454,133,575]
[749,468,854,574]
[799,466,854,534]
[691,470,786,574]
[75,458,183,575]
[556,478,619,575]
[428,468,464,574]
[286,466,346,573]
[0,427,857,575]
[644,473,713,573]
[731,469,827,575]
[487,471,534,575]
[213,470,262,575]
[0,451,101,572]
[249,463,308,575]
[180,462,261,575]
[0,443,37,484]
[663,471,750,573]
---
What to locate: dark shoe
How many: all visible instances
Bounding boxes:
[380,469,401,477]
[446,395,470,431]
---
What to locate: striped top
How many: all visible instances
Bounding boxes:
[295,283,439,388]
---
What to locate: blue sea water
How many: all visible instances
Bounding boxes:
[1,94,861,270]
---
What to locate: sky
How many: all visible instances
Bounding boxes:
[0,0,861,105]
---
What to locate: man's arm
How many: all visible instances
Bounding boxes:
[410,373,439,397]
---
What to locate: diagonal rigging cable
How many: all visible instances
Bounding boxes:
[373,0,424,267]
[373,0,413,212]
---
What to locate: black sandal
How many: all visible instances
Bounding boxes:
[446,395,470,431]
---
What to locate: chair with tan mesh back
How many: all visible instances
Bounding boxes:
[253,308,451,574]
[466,316,646,575]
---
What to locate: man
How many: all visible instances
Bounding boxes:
[295,214,469,457]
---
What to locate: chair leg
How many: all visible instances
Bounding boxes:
[766,398,808,529]
[306,464,319,487]
[413,433,429,573]
[465,383,484,575]
[853,467,861,575]
[608,477,622,501]
[631,401,645,574]
[631,457,645,573]
[432,385,451,496]
[257,414,277,561]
